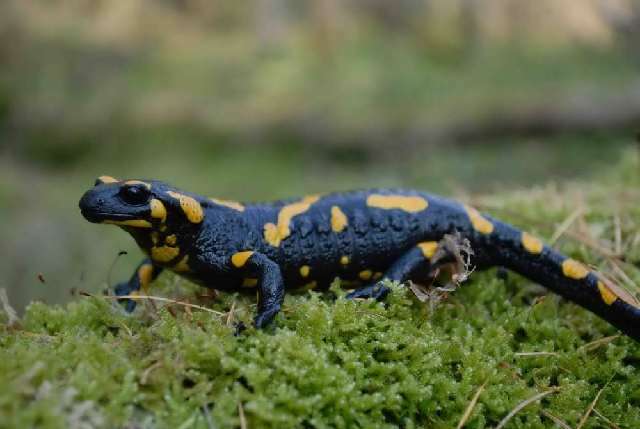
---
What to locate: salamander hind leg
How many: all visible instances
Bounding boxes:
[346,241,453,301]
[345,282,392,301]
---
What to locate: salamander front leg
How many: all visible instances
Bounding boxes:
[114,258,163,312]
[346,241,453,301]
[230,251,285,328]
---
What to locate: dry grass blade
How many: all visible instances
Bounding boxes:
[549,207,584,245]
[94,293,225,316]
[576,383,608,429]
[579,335,620,352]
[456,381,487,429]
[608,260,640,296]
[140,362,162,385]
[118,321,133,337]
[597,271,639,308]
[631,233,640,252]
[118,294,225,316]
[495,389,559,429]
[564,230,623,259]
[614,214,622,255]
[514,352,558,358]
[184,301,194,320]
[593,408,621,429]
[226,300,236,326]
[202,405,215,429]
[238,402,248,429]
[540,410,572,429]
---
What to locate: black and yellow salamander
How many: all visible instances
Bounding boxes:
[79,176,640,340]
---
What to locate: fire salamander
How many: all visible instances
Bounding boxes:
[79,176,640,340]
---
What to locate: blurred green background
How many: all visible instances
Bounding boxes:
[1,0,639,312]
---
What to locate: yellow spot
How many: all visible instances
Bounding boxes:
[263,224,279,247]
[160,225,168,232]
[359,270,373,281]
[242,278,258,288]
[104,219,152,228]
[150,199,167,223]
[330,206,348,232]
[263,195,320,246]
[597,281,618,305]
[165,234,177,246]
[124,180,151,189]
[173,255,190,272]
[465,205,494,234]
[522,232,544,254]
[231,251,254,268]
[150,232,160,245]
[300,265,311,278]
[137,264,153,294]
[167,191,204,224]
[98,176,118,184]
[418,241,438,259]
[562,259,590,280]
[340,256,350,266]
[366,194,428,213]
[151,246,180,263]
[210,198,245,212]
[373,272,383,280]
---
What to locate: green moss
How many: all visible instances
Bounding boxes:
[3,278,640,428]
[2,150,640,428]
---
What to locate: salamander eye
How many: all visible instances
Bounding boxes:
[119,185,150,205]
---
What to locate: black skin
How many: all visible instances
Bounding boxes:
[79,178,640,341]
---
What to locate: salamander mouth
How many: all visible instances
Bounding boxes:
[81,211,138,223]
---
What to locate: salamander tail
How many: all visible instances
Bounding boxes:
[483,219,640,341]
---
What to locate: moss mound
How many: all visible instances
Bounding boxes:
[1,151,639,428]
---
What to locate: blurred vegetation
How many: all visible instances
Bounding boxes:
[1,150,640,428]
[1,2,640,312]
[0,0,640,308]
[2,0,640,160]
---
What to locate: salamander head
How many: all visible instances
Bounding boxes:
[79,176,205,229]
